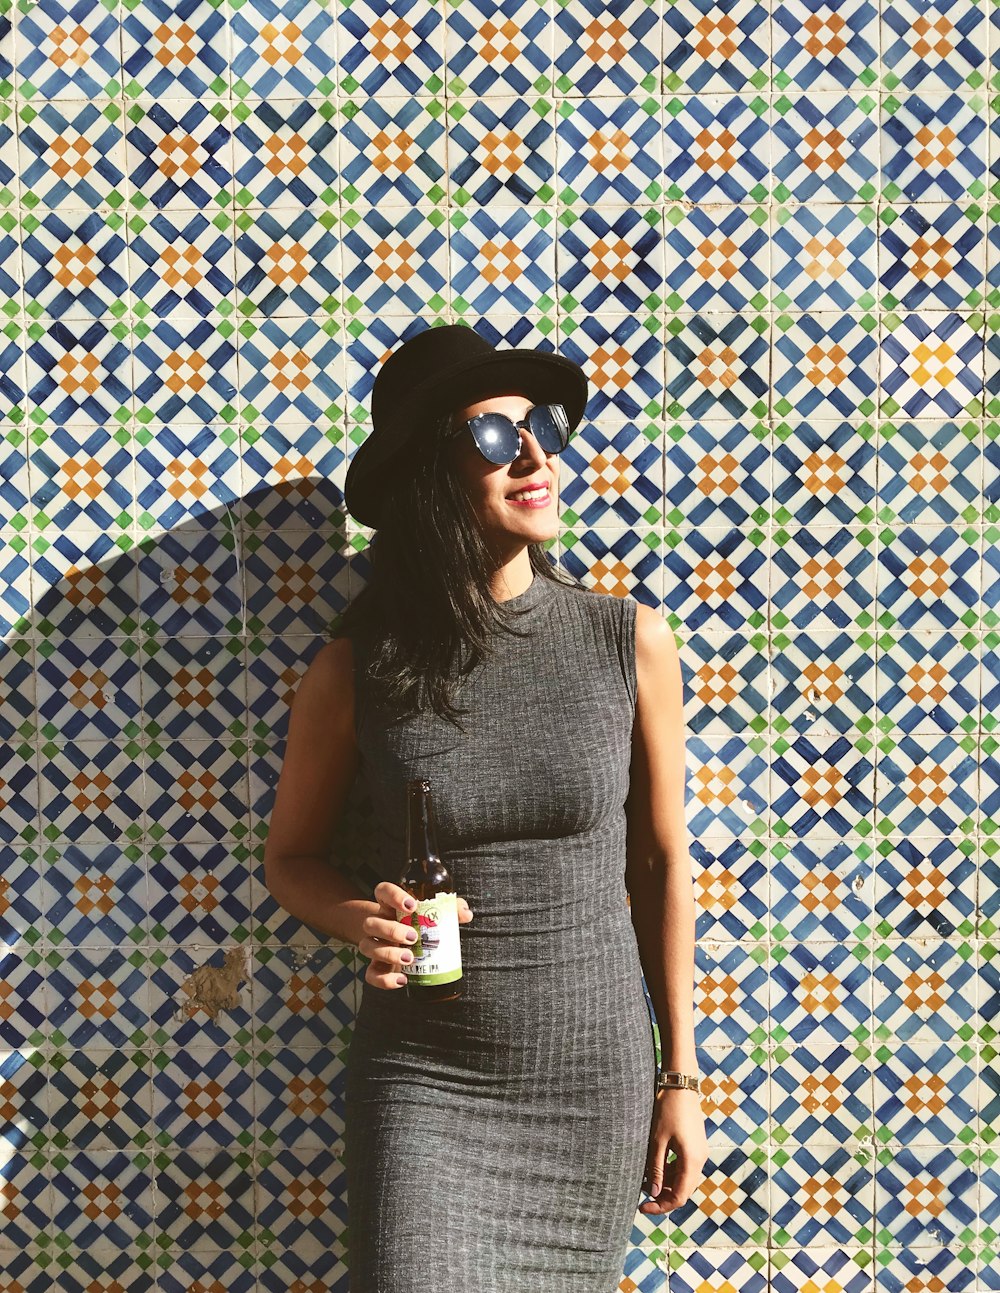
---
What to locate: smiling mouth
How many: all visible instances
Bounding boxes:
[506,486,552,506]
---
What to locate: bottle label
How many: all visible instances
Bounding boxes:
[395,891,462,986]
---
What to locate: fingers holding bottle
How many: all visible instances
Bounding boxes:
[360,881,473,989]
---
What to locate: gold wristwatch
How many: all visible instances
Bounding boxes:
[656,1069,700,1093]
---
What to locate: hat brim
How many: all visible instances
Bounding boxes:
[345,349,588,527]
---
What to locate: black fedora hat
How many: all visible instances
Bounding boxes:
[343,322,589,528]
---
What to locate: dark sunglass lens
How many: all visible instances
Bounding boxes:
[468,412,521,464]
[528,404,569,452]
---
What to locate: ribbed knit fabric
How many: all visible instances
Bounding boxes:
[340,572,656,1293]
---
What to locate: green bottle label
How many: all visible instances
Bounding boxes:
[395,891,462,986]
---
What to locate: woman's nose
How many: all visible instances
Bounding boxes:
[515,429,550,464]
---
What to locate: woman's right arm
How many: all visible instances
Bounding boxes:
[263,636,474,986]
[262,636,377,948]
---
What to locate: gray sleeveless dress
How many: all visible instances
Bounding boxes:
[341,571,656,1293]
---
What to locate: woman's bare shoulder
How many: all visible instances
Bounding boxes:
[296,636,356,708]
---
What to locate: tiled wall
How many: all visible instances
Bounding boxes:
[1,0,997,1289]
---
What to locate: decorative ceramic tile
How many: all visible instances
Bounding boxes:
[449,96,555,206]
[156,1247,256,1290]
[666,315,769,420]
[772,93,878,203]
[0,1151,52,1251]
[46,945,152,1049]
[42,841,148,946]
[882,92,988,204]
[871,1038,978,1146]
[874,629,980,736]
[770,836,874,940]
[24,322,133,425]
[633,1142,769,1246]
[773,315,879,420]
[771,940,874,1046]
[256,1236,344,1291]
[879,202,986,312]
[772,1043,875,1147]
[235,423,349,528]
[256,1147,347,1266]
[138,636,248,741]
[29,530,140,641]
[881,0,989,93]
[150,1147,254,1251]
[15,2,123,103]
[242,527,346,635]
[21,209,131,321]
[0,335,26,419]
[875,526,982,630]
[27,422,136,532]
[770,629,877,734]
[38,740,145,846]
[666,203,769,314]
[451,203,557,316]
[33,638,140,749]
[448,0,555,99]
[341,202,448,316]
[666,420,770,527]
[252,943,356,1049]
[335,0,444,100]
[45,1046,153,1152]
[0,428,30,527]
[121,0,231,102]
[876,419,982,525]
[872,1245,979,1293]
[0,845,45,949]
[874,835,978,938]
[873,939,978,1046]
[17,100,128,210]
[338,95,447,206]
[0,947,47,1049]
[146,841,253,945]
[874,1144,979,1244]
[231,102,338,209]
[127,209,239,320]
[253,1045,345,1151]
[881,312,986,418]
[124,98,235,214]
[150,1047,255,1150]
[773,0,879,91]
[682,630,770,736]
[232,210,346,321]
[665,93,769,204]
[663,0,768,94]
[556,96,663,208]
[0,1044,47,1151]
[2,0,996,1285]
[132,319,239,424]
[559,523,665,603]
[45,1246,159,1290]
[559,418,664,529]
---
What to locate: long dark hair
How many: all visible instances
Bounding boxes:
[328,410,587,730]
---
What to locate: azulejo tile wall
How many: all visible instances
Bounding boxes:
[0,0,997,1288]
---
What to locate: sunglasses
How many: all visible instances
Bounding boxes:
[446,403,570,465]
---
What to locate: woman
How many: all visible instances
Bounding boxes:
[264,324,708,1292]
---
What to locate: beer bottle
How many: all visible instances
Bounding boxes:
[395,777,463,1002]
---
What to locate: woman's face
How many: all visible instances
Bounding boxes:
[446,393,559,553]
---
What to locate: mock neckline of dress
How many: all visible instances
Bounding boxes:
[495,570,549,611]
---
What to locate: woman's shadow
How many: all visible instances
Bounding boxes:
[9,460,376,1274]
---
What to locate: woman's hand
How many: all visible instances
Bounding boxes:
[358,880,474,990]
[640,1088,709,1214]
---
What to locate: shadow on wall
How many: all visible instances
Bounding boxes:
[12,472,379,1030]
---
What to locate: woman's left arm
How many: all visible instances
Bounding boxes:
[624,603,708,1214]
